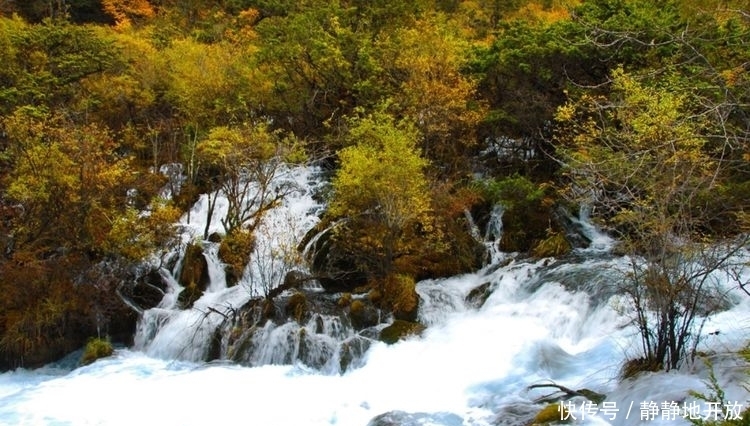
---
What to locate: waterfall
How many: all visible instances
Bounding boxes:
[134,165,333,363]
[2,167,749,426]
[464,204,506,266]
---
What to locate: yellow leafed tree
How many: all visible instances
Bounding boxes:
[329,110,437,278]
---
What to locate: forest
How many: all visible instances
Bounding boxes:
[0,0,749,380]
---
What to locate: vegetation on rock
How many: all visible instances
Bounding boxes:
[379,320,426,345]
[80,338,114,366]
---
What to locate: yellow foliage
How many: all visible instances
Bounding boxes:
[555,67,718,248]
[381,15,486,162]
[102,0,154,27]
[508,1,579,24]
[329,110,439,277]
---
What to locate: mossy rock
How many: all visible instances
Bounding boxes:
[262,298,277,319]
[530,403,570,425]
[218,229,255,287]
[302,223,368,292]
[379,320,426,345]
[285,292,308,323]
[532,232,572,258]
[382,274,419,322]
[576,389,605,405]
[367,288,383,304]
[177,282,204,309]
[178,242,210,290]
[337,293,352,307]
[80,338,114,366]
[349,299,379,330]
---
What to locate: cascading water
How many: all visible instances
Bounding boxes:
[133,164,352,367]
[1,166,749,426]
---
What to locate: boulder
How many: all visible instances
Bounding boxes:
[80,338,114,366]
[176,243,211,308]
[285,292,308,323]
[379,320,426,345]
[130,268,167,310]
[349,299,379,330]
[465,282,492,309]
[367,411,463,426]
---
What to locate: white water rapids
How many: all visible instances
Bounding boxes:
[0,166,749,426]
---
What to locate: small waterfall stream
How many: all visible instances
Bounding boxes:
[0,166,748,426]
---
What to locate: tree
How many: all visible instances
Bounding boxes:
[377,14,486,174]
[555,67,749,372]
[0,17,119,114]
[194,123,303,239]
[0,107,175,368]
[328,110,437,279]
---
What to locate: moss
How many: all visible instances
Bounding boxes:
[80,338,113,366]
[367,288,383,304]
[532,232,572,258]
[379,320,425,345]
[178,242,209,290]
[349,299,365,316]
[383,274,419,321]
[218,228,255,287]
[531,403,570,425]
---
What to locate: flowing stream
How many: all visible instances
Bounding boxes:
[1,166,749,426]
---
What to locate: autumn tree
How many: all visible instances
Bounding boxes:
[376,14,486,174]
[328,110,437,280]
[0,107,176,368]
[555,68,749,372]
[0,17,119,114]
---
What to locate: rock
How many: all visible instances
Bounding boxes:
[366,411,463,426]
[531,232,572,258]
[349,299,379,330]
[382,274,420,322]
[206,326,223,362]
[130,268,167,310]
[379,320,426,345]
[576,389,605,405]
[338,336,372,372]
[177,242,210,307]
[301,224,367,292]
[80,338,113,366]
[283,270,309,288]
[530,403,571,425]
[218,229,254,287]
[465,282,492,308]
